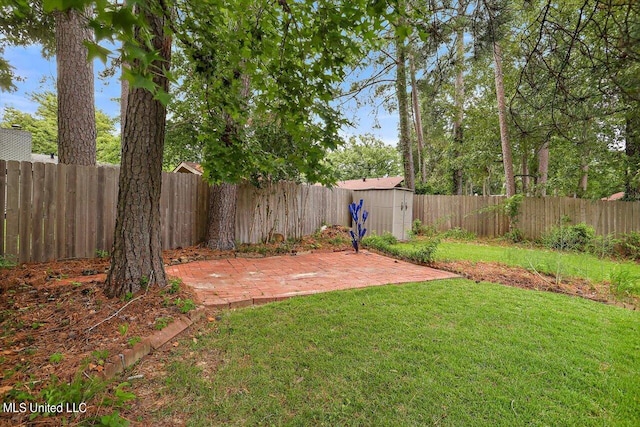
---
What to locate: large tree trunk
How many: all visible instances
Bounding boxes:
[452,5,465,195]
[578,163,589,197]
[55,7,96,165]
[409,52,426,185]
[537,140,549,196]
[624,106,640,200]
[492,42,516,197]
[205,72,250,250]
[105,7,171,297]
[395,25,415,190]
[206,183,238,250]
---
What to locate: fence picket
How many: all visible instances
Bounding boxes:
[0,160,5,258]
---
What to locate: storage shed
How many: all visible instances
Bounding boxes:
[353,187,413,241]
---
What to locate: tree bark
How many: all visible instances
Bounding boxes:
[624,106,640,200]
[395,28,415,190]
[452,6,465,195]
[578,163,589,197]
[55,7,96,165]
[537,140,549,196]
[206,183,238,250]
[492,42,516,197]
[409,52,426,185]
[105,7,171,297]
[205,71,249,250]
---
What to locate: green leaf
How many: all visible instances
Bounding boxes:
[84,41,112,63]
[154,88,172,106]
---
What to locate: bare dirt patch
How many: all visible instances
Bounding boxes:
[432,260,638,309]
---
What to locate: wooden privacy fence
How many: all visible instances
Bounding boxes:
[236,182,352,244]
[414,195,640,239]
[0,161,351,263]
[0,161,209,264]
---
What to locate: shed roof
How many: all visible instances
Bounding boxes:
[335,176,404,190]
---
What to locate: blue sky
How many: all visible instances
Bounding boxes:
[0,44,401,146]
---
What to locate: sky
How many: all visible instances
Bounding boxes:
[0,44,401,147]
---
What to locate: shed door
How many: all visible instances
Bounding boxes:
[400,191,413,240]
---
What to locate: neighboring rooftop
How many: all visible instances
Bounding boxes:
[172,161,203,175]
[335,176,405,190]
[601,191,625,201]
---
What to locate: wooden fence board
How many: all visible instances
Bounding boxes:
[19,162,32,263]
[31,162,45,262]
[43,163,57,261]
[0,160,5,257]
[5,161,20,262]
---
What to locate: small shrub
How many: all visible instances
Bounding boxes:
[618,231,640,260]
[503,228,525,243]
[440,227,476,240]
[362,232,398,247]
[585,234,618,258]
[410,219,436,237]
[544,222,595,252]
[362,234,439,264]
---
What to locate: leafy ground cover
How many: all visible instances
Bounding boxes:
[124,279,640,426]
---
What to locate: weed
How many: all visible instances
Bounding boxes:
[118,323,129,336]
[31,322,43,330]
[610,267,640,298]
[127,336,141,347]
[0,254,16,269]
[123,292,134,302]
[96,249,110,258]
[92,411,130,427]
[328,236,348,245]
[92,350,109,365]
[155,317,173,330]
[175,298,196,314]
[49,353,64,364]
[102,382,137,408]
[140,275,149,288]
[167,278,181,294]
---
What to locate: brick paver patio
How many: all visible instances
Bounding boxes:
[166,250,459,308]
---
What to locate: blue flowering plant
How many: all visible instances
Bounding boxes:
[349,199,368,253]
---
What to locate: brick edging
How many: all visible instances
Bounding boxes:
[102,307,206,379]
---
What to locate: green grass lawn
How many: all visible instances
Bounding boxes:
[427,241,640,295]
[155,280,640,426]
